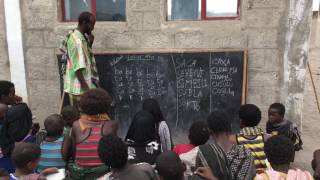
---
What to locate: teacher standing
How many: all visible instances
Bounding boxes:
[64,12,99,108]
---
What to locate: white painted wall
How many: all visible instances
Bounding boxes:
[4,0,28,103]
[313,0,320,11]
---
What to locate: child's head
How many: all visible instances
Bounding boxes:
[0,81,15,105]
[11,142,41,173]
[207,110,232,134]
[142,98,164,123]
[44,114,64,137]
[268,103,285,124]
[80,88,112,115]
[239,104,261,128]
[98,135,128,170]
[155,151,185,180]
[0,168,9,180]
[61,105,80,127]
[265,135,295,169]
[188,121,210,146]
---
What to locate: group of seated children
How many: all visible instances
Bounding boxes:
[0,80,317,180]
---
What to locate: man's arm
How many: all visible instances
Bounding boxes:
[68,36,90,92]
[75,70,89,91]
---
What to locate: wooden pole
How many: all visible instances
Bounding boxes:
[59,91,65,114]
[307,61,320,113]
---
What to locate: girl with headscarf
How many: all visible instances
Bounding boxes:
[125,110,161,164]
[142,98,173,151]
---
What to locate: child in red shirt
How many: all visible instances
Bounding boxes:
[173,121,210,155]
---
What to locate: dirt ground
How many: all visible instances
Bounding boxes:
[293,47,320,172]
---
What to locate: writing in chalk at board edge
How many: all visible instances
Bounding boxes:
[110,55,124,66]
[127,55,155,61]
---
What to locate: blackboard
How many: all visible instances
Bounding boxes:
[58,50,247,142]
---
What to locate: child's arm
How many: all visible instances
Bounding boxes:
[62,135,72,162]
[102,120,118,136]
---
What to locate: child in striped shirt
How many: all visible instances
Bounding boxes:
[37,114,67,172]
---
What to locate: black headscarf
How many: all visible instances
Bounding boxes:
[142,98,164,124]
[125,110,157,144]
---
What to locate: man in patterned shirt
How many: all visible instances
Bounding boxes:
[64,12,99,108]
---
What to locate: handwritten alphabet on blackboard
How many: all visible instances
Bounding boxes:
[112,57,167,101]
[173,57,208,113]
[210,57,238,97]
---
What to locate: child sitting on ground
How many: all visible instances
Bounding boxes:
[97,135,157,180]
[155,151,186,180]
[255,135,312,180]
[10,142,58,180]
[61,105,79,137]
[237,104,269,174]
[173,121,210,176]
[70,89,117,179]
[37,114,67,172]
[173,121,210,155]
[266,103,303,151]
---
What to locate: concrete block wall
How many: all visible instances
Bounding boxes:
[18,0,287,124]
[0,0,10,80]
[17,0,316,134]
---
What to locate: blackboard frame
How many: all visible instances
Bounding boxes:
[89,49,248,105]
[57,49,248,140]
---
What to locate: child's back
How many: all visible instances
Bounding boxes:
[38,136,65,172]
[237,104,268,173]
[38,114,66,172]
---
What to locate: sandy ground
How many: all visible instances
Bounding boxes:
[293,47,320,172]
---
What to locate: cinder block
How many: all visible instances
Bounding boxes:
[0,47,10,80]
[22,0,56,12]
[248,0,284,9]
[43,30,67,48]
[24,12,55,29]
[205,32,247,49]
[139,31,172,48]
[263,49,281,71]
[24,31,44,47]
[143,12,161,30]
[246,9,282,28]
[248,49,265,68]
[174,31,203,48]
[108,32,139,49]
[26,48,54,66]
[128,0,160,11]
[248,29,278,48]
[248,69,279,87]
[127,12,143,31]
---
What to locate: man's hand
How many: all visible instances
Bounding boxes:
[76,70,90,92]
[92,78,100,88]
[87,33,94,47]
[194,167,217,180]
[81,82,90,92]
[14,95,23,103]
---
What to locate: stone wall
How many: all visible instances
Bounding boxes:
[20,0,289,124]
[0,0,10,80]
